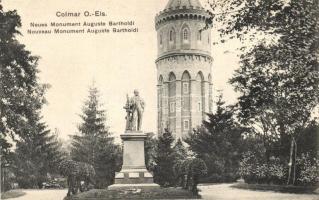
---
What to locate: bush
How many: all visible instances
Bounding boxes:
[268,157,286,185]
[239,152,286,184]
[173,158,207,195]
[296,153,319,186]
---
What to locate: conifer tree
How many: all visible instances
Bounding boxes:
[186,94,246,182]
[173,139,188,163]
[153,129,176,187]
[13,114,65,188]
[70,85,121,188]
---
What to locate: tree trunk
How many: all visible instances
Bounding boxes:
[293,139,297,185]
[287,137,294,185]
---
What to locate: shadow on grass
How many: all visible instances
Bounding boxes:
[64,187,200,200]
[231,183,319,194]
[1,190,26,199]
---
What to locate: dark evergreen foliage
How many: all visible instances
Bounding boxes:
[13,115,66,188]
[144,132,158,171]
[153,129,176,187]
[70,85,121,188]
[186,94,246,183]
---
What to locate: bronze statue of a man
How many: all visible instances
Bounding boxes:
[124,89,145,132]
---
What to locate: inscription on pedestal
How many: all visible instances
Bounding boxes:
[129,173,140,178]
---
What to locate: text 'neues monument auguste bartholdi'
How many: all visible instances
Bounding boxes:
[156,0,213,139]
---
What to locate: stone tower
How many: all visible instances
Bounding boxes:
[155,0,213,139]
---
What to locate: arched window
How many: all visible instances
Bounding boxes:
[198,30,202,41]
[183,28,189,41]
[160,34,163,45]
[169,30,174,42]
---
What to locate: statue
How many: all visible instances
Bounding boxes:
[124,89,145,132]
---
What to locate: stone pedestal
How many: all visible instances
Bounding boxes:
[108,132,159,190]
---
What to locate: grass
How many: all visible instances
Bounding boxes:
[1,190,26,199]
[232,182,319,194]
[65,187,199,200]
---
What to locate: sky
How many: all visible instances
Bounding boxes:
[2,0,242,141]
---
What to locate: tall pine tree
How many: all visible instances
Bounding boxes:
[71,85,121,188]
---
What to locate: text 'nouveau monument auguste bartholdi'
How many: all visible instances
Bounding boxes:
[155,0,213,139]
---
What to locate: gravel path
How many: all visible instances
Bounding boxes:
[199,184,319,200]
[10,189,67,200]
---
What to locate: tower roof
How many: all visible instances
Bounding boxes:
[165,0,203,10]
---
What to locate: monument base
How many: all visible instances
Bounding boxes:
[108,183,160,190]
[109,132,159,190]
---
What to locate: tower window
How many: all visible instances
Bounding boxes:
[160,34,163,45]
[183,28,189,41]
[198,102,201,111]
[198,30,202,41]
[170,102,175,113]
[183,82,189,94]
[169,30,174,42]
[183,120,189,130]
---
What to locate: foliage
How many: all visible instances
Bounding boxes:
[69,187,198,200]
[0,3,49,191]
[240,121,319,186]
[144,132,158,171]
[185,94,246,183]
[153,129,176,187]
[239,151,286,185]
[70,85,121,188]
[173,158,207,196]
[207,0,319,185]
[172,139,188,162]
[296,120,319,159]
[13,117,66,189]
[58,160,95,196]
[296,153,319,186]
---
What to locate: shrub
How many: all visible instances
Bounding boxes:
[297,153,319,186]
[268,157,286,185]
[239,152,286,184]
[173,158,207,195]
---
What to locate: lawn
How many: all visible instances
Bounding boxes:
[232,182,319,194]
[1,190,26,199]
[66,187,199,200]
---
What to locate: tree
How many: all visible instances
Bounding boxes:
[144,132,158,171]
[0,3,49,190]
[70,85,121,188]
[207,0,319,185]
[153,129,176,187]
[13,115,65,188]
[173,139,188,163]
[186,94,246,182]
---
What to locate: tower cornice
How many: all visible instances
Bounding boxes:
[155,8,209,30]
[155,52,213,64]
